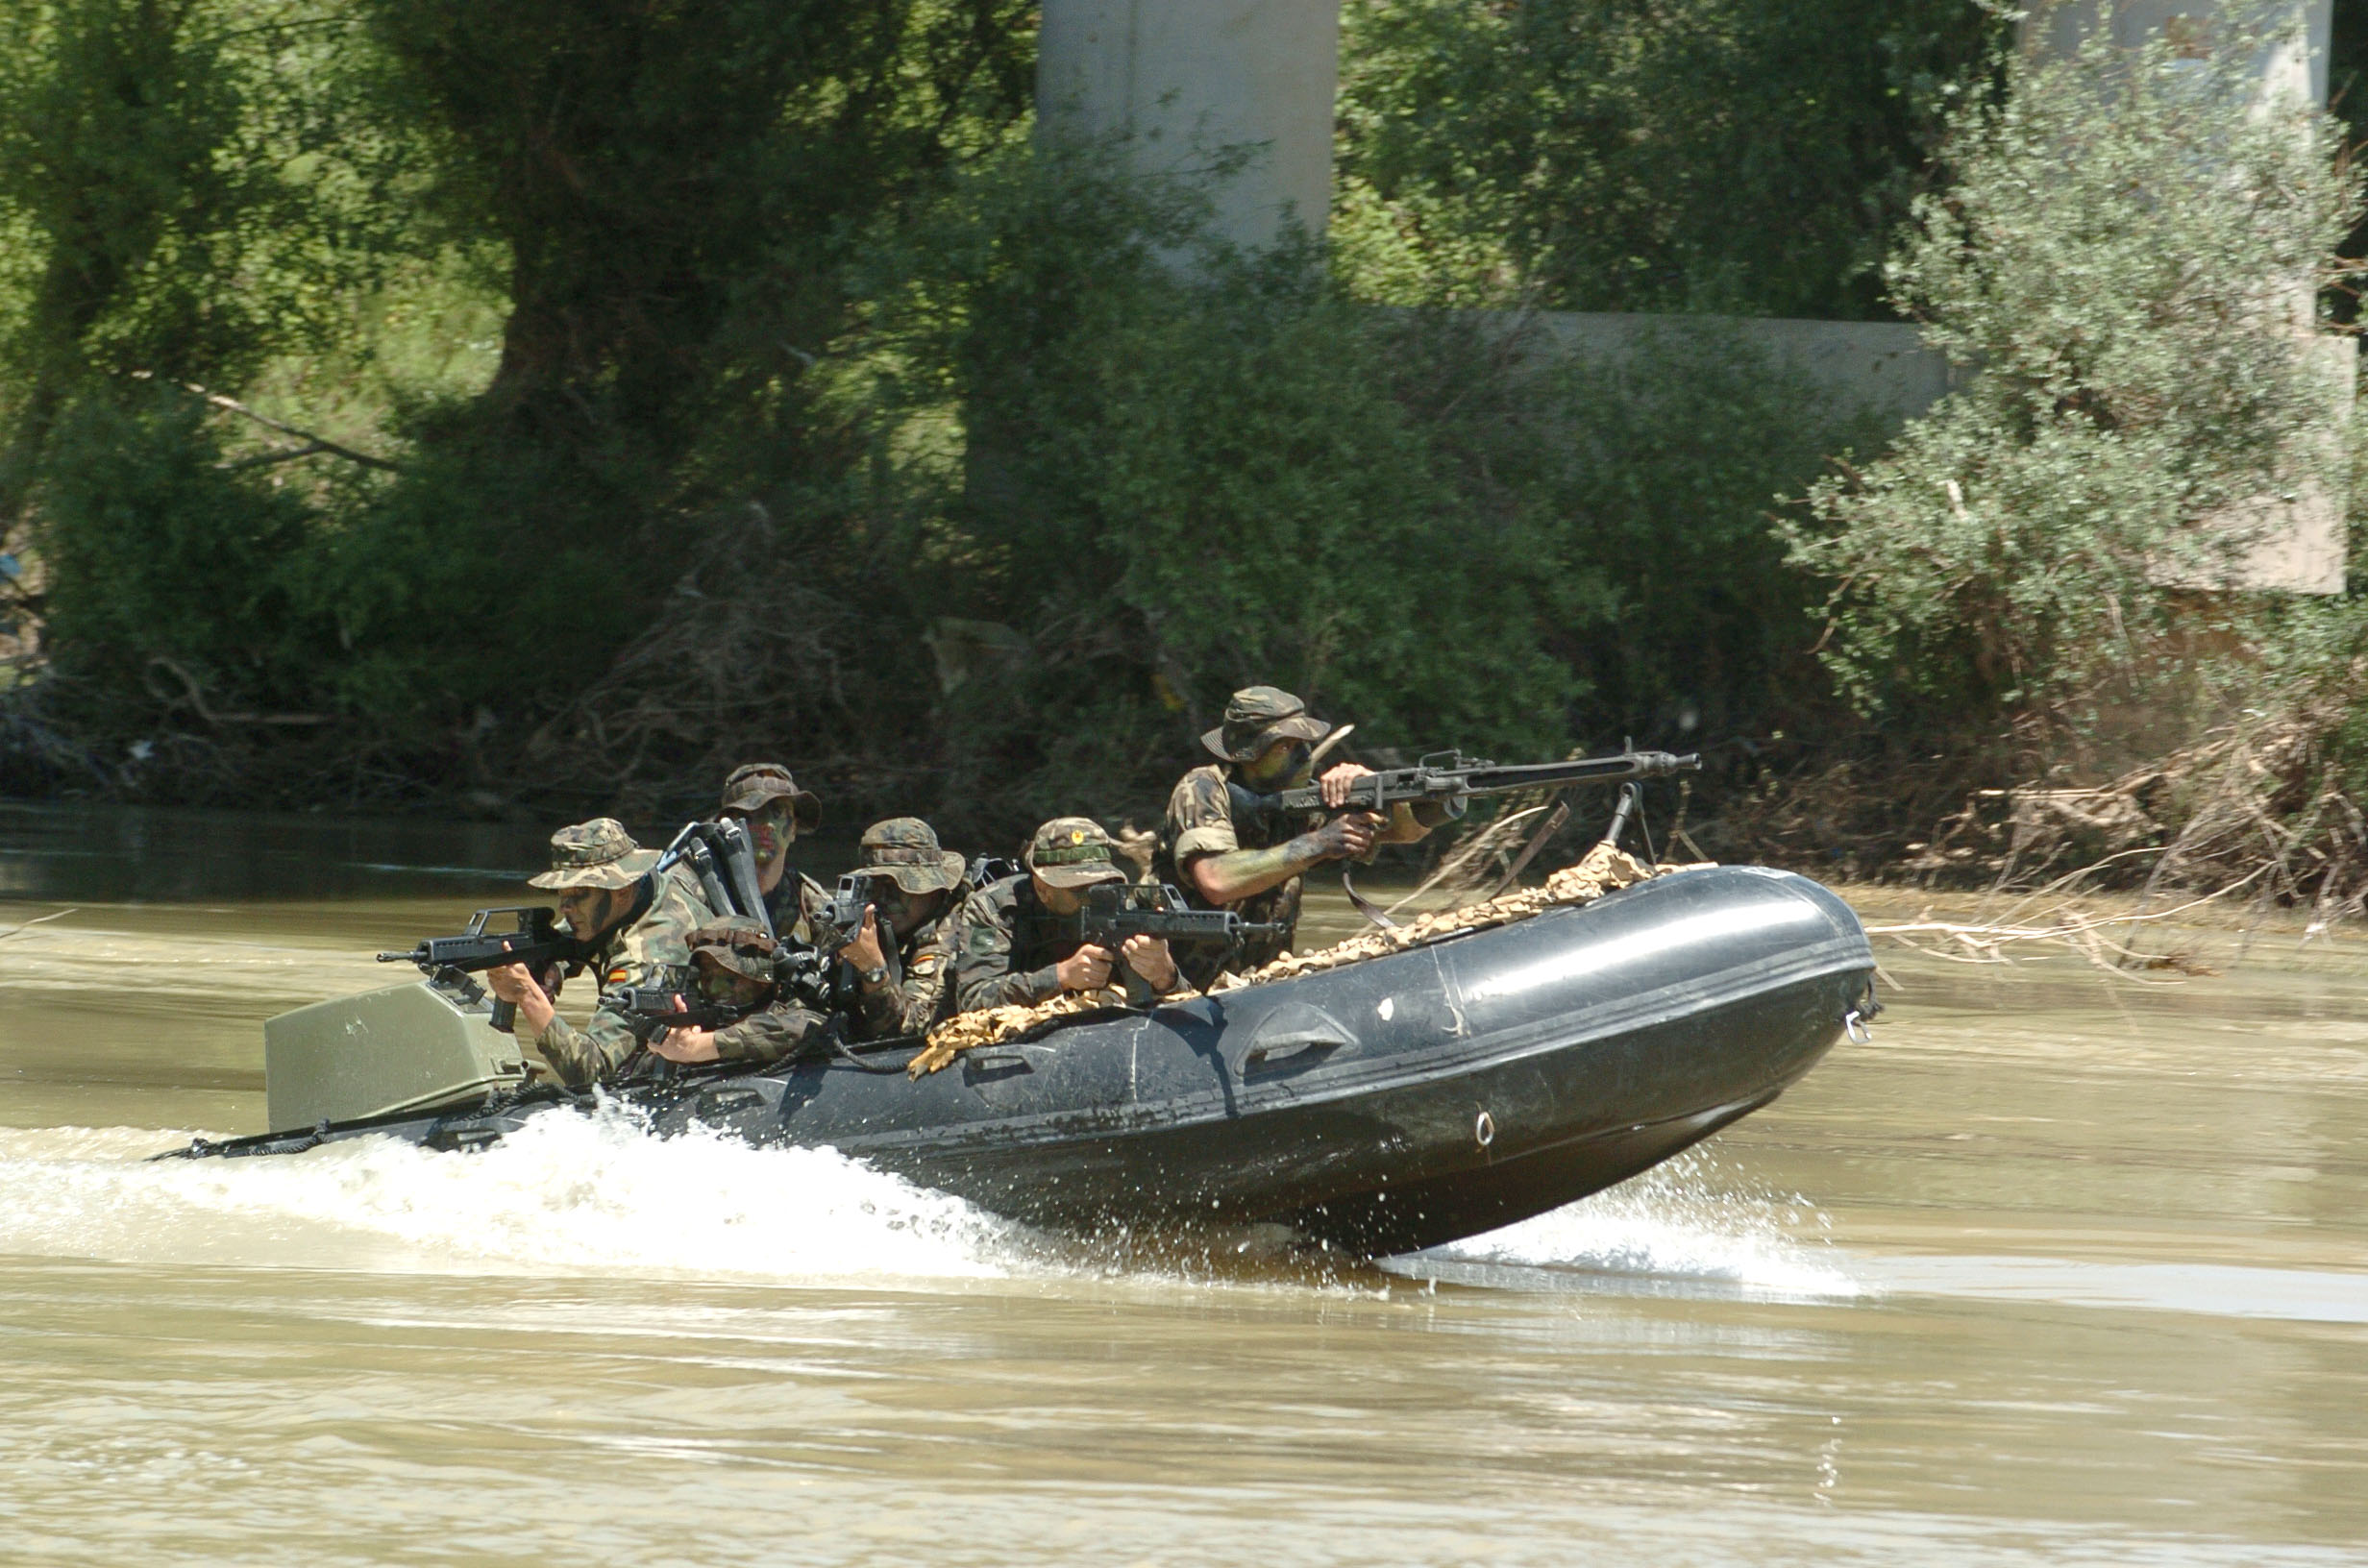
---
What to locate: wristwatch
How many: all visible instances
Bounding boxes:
[859,964,889,988]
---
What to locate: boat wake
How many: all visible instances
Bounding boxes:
[0,1110,1030,1285]
[1396,1151,1863,1301]
[0,1118,1855,1301]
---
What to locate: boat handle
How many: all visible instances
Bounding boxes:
[1842,1010,1872,1044]
[1244,1036,1341,1069]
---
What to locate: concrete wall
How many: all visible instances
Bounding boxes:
[1036,0,1340,251]
[2022,0,2331,103]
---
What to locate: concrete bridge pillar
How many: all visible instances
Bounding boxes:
[1035,0,1341,251]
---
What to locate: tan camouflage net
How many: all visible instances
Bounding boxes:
[906,840,1708,1076]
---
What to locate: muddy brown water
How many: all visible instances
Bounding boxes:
[1,800,2362,1565]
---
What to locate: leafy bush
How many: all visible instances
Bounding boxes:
[1784,18,2361,728]
[33,388,327,712]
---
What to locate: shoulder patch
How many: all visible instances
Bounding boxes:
[605,967,628,985]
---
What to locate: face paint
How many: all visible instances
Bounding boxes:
[694,960,768,1007]
[736,802,792,865]
[1242,740,1313,790]
[555,887,611,940]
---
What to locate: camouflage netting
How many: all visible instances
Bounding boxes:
[906,841,1708,1075]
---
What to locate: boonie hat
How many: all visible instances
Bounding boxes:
[686,917,779,982]
[718,762,822,832]
[853,817,967,896]
[1201,685,1332,763]
[1024,817,1128,890]
[528,818,662,891]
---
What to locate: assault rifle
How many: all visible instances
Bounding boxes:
[615,986,761,1045]
[806,871,906,1006]
[1223,747,1700,832]
[377,906,586,1034]
[1040,881,1284,1007]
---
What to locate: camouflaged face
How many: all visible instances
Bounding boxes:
[523,864,720,1088]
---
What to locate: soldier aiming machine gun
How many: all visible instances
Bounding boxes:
[1223,747,1700,832]
[377,906,586,1034]
[1041,882,1284,1007]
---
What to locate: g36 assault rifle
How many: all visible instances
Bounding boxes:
[1037,881,1285,1006]
[377,906,586,1033]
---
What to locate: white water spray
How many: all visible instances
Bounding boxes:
[0,1111,1030,1284]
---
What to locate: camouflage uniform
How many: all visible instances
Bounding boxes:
[682,918,833,1066]
[518,820,721,1090]
[950,818,1133,1014]
[1154,761,1323,981]
[844,818,972,1041]
[1154,686,1337,986]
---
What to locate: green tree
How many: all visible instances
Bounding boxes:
[1334,0,2002,317]
[1784,20,2360,726]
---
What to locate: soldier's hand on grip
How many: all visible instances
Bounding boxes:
[1056,943,1114,992]
[1312,812,1381,861]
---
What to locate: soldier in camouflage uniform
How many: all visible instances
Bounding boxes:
[483,818,721,1090]
[716,762,829,941]
[644,916,835,1066]
[834,818,974,1040]
[950,818,1182,1014]
[1154,685,1442,987]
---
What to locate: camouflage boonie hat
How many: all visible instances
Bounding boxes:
[528,819,662,891]
[718,762,822,832]
[1201,685,1332,762]
[854,817,967,896]
[1023,817,1128,890]
[686,917,779,982]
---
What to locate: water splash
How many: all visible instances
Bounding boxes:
[0,1110,1031,1285]
[1415,1150,1863,1300]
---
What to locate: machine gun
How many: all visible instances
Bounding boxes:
[1224,747,1700,833]
[377,906,586,1034]
[651,819,774,937]
[1041,882,1284,1007]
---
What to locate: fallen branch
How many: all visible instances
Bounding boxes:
[131,372,401,473]
[144,656,333,727]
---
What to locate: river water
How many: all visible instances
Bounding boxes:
[1,801,2362,1565]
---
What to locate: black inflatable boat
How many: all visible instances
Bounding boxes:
[163,865,1873,1256]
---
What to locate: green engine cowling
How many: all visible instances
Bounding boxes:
[263,980,530,1132]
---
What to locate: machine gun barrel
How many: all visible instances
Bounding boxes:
[1226,747,1700,823]
[376,905,585,1033]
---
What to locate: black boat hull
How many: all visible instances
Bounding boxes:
[175,866,1873,1257]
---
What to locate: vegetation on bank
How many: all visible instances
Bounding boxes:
[2,1,2366,915]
